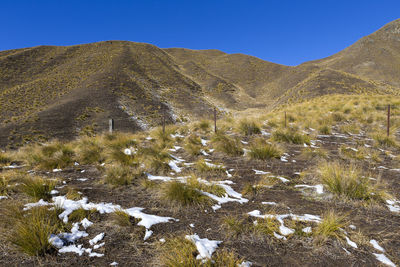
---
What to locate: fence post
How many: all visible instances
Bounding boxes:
[109,118,114,133]
[387,104,391,137]
[214,107,217,133]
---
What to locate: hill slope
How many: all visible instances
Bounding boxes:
[1,19,400,147]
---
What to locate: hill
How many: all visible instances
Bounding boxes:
[1,19,400,147]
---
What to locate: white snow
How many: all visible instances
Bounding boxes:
[93,242,105,249]
[238,261,253,267]
[23,199,50,210]
[59,244,86,256]
[110,262,119,266]
[49,235,64,249]
[0,196,8,200]
[50,190,59,195]
[168,160,182,173]
[144,229,153,240]
[201,139,208,146]
[373,253,396,267]
[253,169,270,175]
[370,239,385,252]
[302,227,312,233]
[185,234,222,260]
[89,233,105,246]
[273,232,286,240]
[345,236,358,249]
[295,184,324,194]
[190,223,195,228]
[262,201,277,205]
[53,168,62,172]
[81,218,93,229]
[386,199,400,213]
[123,148,132,155]
[77,178,88,182]
[349,224,356,230]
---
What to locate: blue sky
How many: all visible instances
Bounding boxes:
[1,0,399,66]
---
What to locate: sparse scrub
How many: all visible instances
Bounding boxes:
[248,138,282,160]
[21,176,57,201]
[252,217,279,237]
[318,125,331,135]
[162,181,211,206]
[184,134,203,156]
[21,141,75,170]
[272,129,310,145]
[211,133,243,156]
[372,132,398,148]
[317,161,389,202]
[314,210,347,243]
[75,137,104,164]
[237,119,261,136]
[0,152,12,166]
[301,147,328,160]
[103,164,139,186]
[195,158,225,174]
[2,205,64,256]
[223,216,247,237]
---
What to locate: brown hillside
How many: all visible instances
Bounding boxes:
[1,19,400,147]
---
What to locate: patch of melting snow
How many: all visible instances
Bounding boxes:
[373,253,396,267]
[261,130,270,136]
[110,262,119,266]
[168,146,182,152]
[53,168,62,172]
[370,239,385,252]
[294,184,324,194]
[190,223,195,228]
[201,150,210,156]
[386,199,400,213]
[280,153,289,162]
[343,247,351,255]
[273,232,286,240]
[253,169,269,175]
[345,236,357,249]
[144,229,153,240]
[0,196,8,200]
[50,190,59,195]
[168,160,182,173]
[262,201,277,205]
[81,218,93,229]
[248,210,321,237]
[93,242,105,249]
[77,178,88,182]
[238,261,253,267]
[302,227,312,233]
[89,233,105,246]
[241,140,249,145]
[171,133,185,139]
[185,234,222,260]
[201,139,208,146]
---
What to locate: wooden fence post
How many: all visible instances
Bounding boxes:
[387,104,391,137]
[214,107,217,133]
[109,119,114,133]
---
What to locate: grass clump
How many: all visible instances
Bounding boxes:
[162,181,211,206]
[314,210,347,243]
[211,133,243,156]
[103,164,139,186]
[195,158,225,174]
[112,209,132,227]
[317,161,389,202]
[139,145,172,175]
[68,207,94,223]
[272,129,311,145]
[21,141,75,170]
[248,138,282,160]
[372,132,398,148]
[184,134,203,156]
[187,176,226,197]
[223,216,247,237]
[74,137,104,164]
[318,125,331,135]
[21,176,57,201]
[237,119,261,136]
[252,217,280,237]
[160,235,243,267]
[1,205,64,256]
[0,152,12,166]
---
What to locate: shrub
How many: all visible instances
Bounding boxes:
[211,133,243,156]
[314,210,347,243]
[317,161,388,202]
[238,119,261,136]
[162,181,210,206]
[248,138,282,160]
[272,129,310,145]
[21,176,57,201]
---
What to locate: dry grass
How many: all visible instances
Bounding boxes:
[211,133,243,156]
[248,138,282,160]
[314,210,347,244]
[21,176,57,201]
[161,181,211,207]
[103,164,140,186]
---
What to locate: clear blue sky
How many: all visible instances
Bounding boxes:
[1,0,399,66]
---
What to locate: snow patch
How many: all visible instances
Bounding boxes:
[185,234,222,260]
